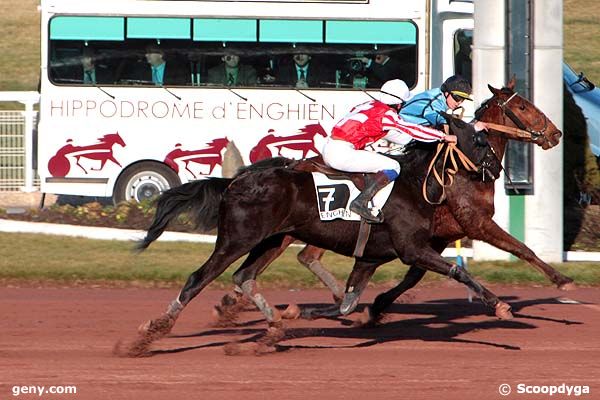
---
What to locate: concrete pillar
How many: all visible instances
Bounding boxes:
[472,0,511,260]
[525,0,564,261]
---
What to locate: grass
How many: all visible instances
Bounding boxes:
[0,0,40,91]
[564,0,600,83]
[1,232,598,287]
[0,1,599,91]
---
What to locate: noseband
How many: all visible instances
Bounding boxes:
[494,91,548,140]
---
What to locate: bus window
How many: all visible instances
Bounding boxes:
[48,16,418,90]
[454,29,473,82]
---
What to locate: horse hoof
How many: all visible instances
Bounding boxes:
[260,325,286,346]
[220,293,240,306]
[495,302,513,320]
[340,292,360,315]
[138,320,151,334]
[558,282,576,291]
[281,304,301,320]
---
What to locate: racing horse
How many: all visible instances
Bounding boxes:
[126,113,511,356]
[136,78,571,332]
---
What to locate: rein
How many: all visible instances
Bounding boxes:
[484,122,538,141]
[422,142,479,205]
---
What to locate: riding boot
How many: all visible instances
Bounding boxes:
[350,171,392,223]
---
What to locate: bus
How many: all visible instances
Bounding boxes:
[39,0,474,203]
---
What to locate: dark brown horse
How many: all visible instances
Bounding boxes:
[126,113,509,356]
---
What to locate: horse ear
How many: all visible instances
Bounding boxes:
[488,84,499,94]
[507,75,517,90]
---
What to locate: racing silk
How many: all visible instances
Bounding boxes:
[331,100,444,150]
[400,88,448,128]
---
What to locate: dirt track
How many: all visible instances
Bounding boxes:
[1,283,599,400]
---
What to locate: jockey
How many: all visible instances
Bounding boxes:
[400,74,488,132]
[322,79,458,223]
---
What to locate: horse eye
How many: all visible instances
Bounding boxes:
[519,103,526,111]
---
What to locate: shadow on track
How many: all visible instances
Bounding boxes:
[148,296,584,355]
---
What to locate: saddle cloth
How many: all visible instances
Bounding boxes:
[312,172,394,221]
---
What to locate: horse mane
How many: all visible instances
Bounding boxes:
[235,156,296,177]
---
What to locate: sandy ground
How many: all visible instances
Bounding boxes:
[1,282,599,400]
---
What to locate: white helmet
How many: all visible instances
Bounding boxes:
[379,79,411,105]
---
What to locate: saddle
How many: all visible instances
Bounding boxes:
[293,156,372,258]
[292,156,368,190]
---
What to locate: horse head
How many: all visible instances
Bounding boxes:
[100,132,126,148]
[302,123,328,138]
[209,137,230,150]
[480,79,561,149]
[440,112,502,181]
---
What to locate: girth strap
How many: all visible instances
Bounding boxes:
[353,218,372,257]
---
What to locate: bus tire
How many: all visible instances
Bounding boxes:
[113,161,181,204]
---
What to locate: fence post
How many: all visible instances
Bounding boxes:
[21,98,38,192]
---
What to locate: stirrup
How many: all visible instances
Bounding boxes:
[350,202,384,223]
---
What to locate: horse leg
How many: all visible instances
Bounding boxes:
[403,247,512,319]
[469,219,574,290]
[363,265,427,324]
[128,236,260,357]
[300,259,381,319]
[297,244,344,303]
[213,235,297,326]
[365,241,448,324]
[339,260,382,315]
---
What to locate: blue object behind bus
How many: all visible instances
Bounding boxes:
[563,62,600,158]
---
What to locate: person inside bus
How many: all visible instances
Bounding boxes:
[52,46,113,85]
[125,43,187,86]
[321,79,457,223]
[207,52,257,87]
[359,50,404,88]
[399,74,488,132]
[277,52,331,88]
[454,31,473,82]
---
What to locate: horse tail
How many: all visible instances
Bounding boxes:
[136,178,232,251]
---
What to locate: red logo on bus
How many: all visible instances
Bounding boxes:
[48,132,126,177]
[249,123,327,163]
[164,137,230,178]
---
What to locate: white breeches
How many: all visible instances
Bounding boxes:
[322,139,401,173]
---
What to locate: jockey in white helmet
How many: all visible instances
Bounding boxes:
[322,79,457,223]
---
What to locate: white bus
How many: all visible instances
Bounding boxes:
[39,0,474,203]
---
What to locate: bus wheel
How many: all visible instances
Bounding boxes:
[113,162,181,204]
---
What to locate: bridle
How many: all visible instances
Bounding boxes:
[476,90,550,143]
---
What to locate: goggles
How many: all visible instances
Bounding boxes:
[449,90,472,102]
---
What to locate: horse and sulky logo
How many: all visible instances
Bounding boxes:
[48,132,126,177]
[163,137,230,178]
[249,123,327,163]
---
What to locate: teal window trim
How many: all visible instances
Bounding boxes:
[326,20,417,44]
[50,16,125,41]
[193,18,257,42]
[509,195,526,260]
[127,17,191,39]
[259,20,323,43]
